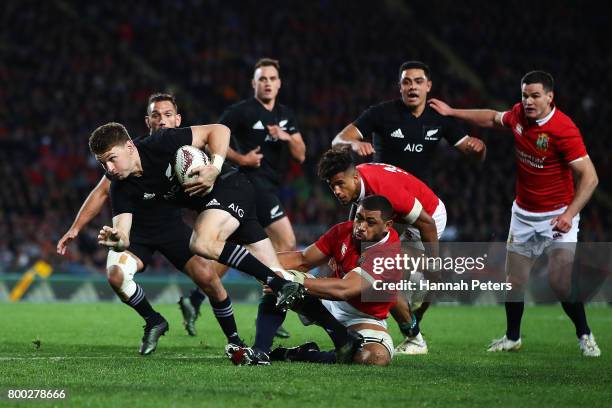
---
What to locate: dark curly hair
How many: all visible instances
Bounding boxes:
[317,145,357,181]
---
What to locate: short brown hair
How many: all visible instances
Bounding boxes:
[254,58,280,76]
[147,92,178,114]
[89,122,132,156]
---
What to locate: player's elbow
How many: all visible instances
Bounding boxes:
[294,152,306,164]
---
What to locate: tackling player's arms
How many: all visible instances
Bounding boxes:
[277,244,330,272]
[277,245,364,301]
[98,213,133,251]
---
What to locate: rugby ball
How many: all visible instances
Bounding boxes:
[174,145,209,185]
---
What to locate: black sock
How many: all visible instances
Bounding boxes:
[413,301,431,322]
[561,302,591,338]
[505,301,524,341]
[189,288,206,311]
[218,242,287,291]
[295,296,348,349]
[294,349,337,364]
[253,293,287,353]
[122,284,160,322]
[209,296,242,345]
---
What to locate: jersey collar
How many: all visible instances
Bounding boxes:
[363,230,391,251]
[357,176,366,202]
[536,106,556,126]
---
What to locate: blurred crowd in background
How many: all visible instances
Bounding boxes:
[1,0,610,275]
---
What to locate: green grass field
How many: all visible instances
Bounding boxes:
[0,303,610,407]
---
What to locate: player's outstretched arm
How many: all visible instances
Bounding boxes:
[57,176,111,255]
[428,98,504,129]
[303,271,362,301]
[332,124,375,156]
[98,213,133,252]
[278,244,329,271]
[551,156,599,232]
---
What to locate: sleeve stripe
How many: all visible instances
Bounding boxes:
[569,155,589,164]
[496,111,507,126]
[403,198,423,224]
[454,135,469,147]
[350,267,376,285]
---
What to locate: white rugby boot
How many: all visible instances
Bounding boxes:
[395,332,428,355]
[578,333,601,357]
[487,335,522,352]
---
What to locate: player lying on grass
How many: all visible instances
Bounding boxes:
[270,195,401,366]
[88,121,359,363]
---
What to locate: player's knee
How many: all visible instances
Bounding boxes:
[507,274,528,290]
[548,273,572,300]
[353,345,391,366]
[189,237,221,260]
[107,265,124,289]
[106,250,138,299]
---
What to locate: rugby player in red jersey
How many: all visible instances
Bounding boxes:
[271,195,401,366]
[317,146,447,354]
[429,70,600,356]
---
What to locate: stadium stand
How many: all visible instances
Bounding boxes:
[1,0,609,275]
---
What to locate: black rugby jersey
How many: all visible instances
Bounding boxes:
[219,97,299,187]
[110,127,236,221]
[353,99,466,181]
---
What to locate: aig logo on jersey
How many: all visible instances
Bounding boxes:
[228,203,244,218]
[404,143,423,152]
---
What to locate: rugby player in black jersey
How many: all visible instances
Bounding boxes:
[219,58,306,340]
[89,121,360,365]
[57,94,235,355]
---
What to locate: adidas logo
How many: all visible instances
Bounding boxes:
[206,198,220,207]
[252,120,265,130]
[390,128,404,138]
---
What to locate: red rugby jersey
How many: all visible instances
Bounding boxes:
[315,221,400,319]
[356,163,439,220]
[502,103,588,212]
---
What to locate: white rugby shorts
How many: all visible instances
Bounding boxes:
[506,201,579,258]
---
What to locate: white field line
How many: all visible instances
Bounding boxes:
[0,355,225,361]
